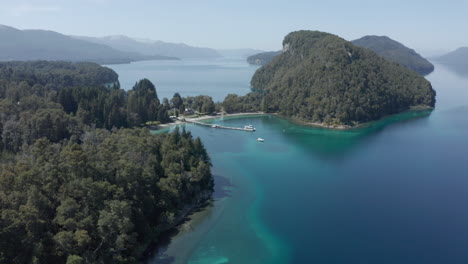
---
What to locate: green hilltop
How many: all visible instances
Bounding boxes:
[227,30,436,127]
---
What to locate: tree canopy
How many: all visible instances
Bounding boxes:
[0,61,214,263]
[245,30,436,126]
[352,35,434,75]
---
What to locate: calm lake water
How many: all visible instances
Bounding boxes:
[106,58,259,102]
[110,60,468,264]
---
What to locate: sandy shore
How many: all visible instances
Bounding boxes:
[154,107,433,131]
[153,112,266,130]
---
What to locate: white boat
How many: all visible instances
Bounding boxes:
[212,124,218,128]
[244,124,255,131]
[257,138,264,142]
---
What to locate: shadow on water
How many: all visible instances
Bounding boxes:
[184,110,433,160]
[271,109,433,160]
[142,203,211,264]
[142,174,234,264]
[212,174,234,200]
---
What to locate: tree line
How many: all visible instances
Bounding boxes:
[0,61,215,153]
[0,61,214,263]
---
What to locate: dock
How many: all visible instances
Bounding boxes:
[186,119,255,132]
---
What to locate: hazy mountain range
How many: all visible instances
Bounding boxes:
[3,23,466,70]
[0,25,178,64]
[73,35,222,59]
[0,24,259,64]
[434,47,468,66]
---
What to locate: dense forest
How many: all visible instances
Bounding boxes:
[0,61,214,263]
[222,92,263,113]
[352,35,434,75]
[0,61,177,153]
[231,31,436,127]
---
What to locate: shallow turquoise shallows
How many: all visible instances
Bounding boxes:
[110,60,468,264]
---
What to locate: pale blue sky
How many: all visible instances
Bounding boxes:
[0,0,466,55]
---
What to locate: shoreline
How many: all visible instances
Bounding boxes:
[141,192,214,263]
[153,112,268,130]
[152,106,434,132]
[276,105,434,131]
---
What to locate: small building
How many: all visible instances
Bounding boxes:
[184,108,194,115]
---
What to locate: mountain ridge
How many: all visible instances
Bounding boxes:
[434,47,468,66]
[0,25,178,64]
[73,35,222,59]
[352,35,434,75]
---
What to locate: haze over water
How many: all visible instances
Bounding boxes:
[110,60,468,264]
[107,58,259,102]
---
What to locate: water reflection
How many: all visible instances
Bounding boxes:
[231,110,433,160]
[437,63,468,79]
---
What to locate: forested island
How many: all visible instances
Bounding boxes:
[352,35,434,75]
[247,51,282,65]
[224,31,436,127]
[0,61,214,263]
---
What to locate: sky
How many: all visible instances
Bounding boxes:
[0,0,467,56]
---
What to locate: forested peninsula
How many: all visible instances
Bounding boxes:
[0,61,214,263]
[224,31,436,127]
[247,51,282,65]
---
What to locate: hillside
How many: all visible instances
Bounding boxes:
[0,61,213,263]
[247,51,282,65]
[0,25,177,64]
[352,35,434,75]
[248,31,436,127]
[434,47,468,66]
[75,35,221,59]
[0,60,118,87]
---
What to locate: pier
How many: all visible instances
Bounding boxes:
[186,119,255,132]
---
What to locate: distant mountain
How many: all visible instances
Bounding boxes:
[216,49,265,59]
[352,36,434,75]
[434,47,468,66]
[247,51,282,65]
[0,25,177,64]
[74,35,221,59]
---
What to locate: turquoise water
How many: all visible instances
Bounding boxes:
[106,58,259,102]
[110,60,468,264]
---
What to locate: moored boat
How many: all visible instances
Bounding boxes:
[244,124,255,131]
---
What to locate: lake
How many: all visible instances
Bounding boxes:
[106,58,259,102]
[108,60,468,264]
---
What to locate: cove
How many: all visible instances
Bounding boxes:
[110,61,468,264]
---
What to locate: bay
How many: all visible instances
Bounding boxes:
[110,60,468,264]
[106,58,259,102]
